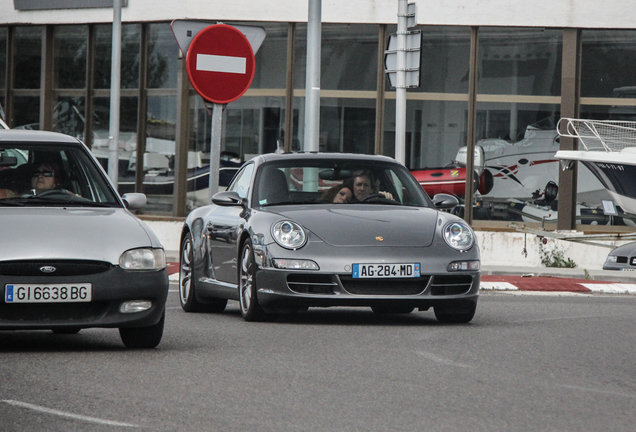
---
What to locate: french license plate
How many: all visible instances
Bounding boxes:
[4,284,92,303]
[352,263,420,278]
[621,268,636,272]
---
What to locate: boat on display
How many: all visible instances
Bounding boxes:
[555,118,636,218]
[411,119,611,222]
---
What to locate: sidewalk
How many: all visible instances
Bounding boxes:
[481,266,636,295]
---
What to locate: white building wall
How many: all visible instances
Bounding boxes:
[1,0,635,29]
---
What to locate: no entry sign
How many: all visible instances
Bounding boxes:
[186,24,256,105]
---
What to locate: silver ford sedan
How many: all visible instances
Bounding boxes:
[179,152,480,323]
[0,130,169,348]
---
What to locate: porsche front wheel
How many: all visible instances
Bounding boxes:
[180,232,227,313]
[239,240,266,321]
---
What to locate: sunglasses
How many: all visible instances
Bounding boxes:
[32,170,55,178]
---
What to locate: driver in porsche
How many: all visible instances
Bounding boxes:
[350,169,394,201]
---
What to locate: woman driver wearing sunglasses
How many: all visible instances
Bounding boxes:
[30,162,77,196]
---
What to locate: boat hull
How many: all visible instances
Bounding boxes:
[555,149,636,216]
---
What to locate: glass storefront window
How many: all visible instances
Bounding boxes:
[13,26,42,90]
[471,102,562,221]
[0,28,6,92]
[94,23,141,89]
[53,96,86,138]
[295,24,379,91]
[478,28,562,97]
[12,96,40,127]
[582,30,636,100]
[384,99,469,169]
[53,26,88,89]
[293,96,376,154]
[242,22,288,89]
[408,26,471,94]
[147,23,178,89]
[187,95,287,209]
[90,95,139,187]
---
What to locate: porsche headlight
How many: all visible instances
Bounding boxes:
[119,248,166,271]
[443,221,474,251]
[272,221,307,250]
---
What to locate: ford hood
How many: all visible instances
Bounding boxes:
[0,207,160,263]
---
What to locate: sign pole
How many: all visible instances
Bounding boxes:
[209,103,223,202]
[108,0,122,187]
[395,0,408,165]
[173,22,262,201]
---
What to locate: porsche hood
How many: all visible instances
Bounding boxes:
[269,206,439,247]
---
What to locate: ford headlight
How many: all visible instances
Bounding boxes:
[120,248,166,271]
[443,221,475,251]
[272,221,307,250]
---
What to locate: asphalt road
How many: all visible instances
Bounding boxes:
[1,286,636,432]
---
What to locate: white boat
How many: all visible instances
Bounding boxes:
[471,120,606,203]
[555,118,636,217]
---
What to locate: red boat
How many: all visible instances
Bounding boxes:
[411,167,493,198]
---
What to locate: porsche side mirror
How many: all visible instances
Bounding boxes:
[212,191,244,207]
[432,193,459,209]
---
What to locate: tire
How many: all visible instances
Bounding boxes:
[371,305,415,314]
[51,327,81,334]
[119,311,165,349]
[180,232,227,313]
[238,240,266,322]
[434,302,477,324]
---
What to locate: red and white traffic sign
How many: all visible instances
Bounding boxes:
[186,24,256,105]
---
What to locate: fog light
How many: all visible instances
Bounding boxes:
[272,259,319,270]
[120,300,152,313]
[447,261,480,271]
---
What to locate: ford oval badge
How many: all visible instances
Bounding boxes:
[40,266,57,273]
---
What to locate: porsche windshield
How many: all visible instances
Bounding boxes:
[0,143,120,206]
[252,159,432,207]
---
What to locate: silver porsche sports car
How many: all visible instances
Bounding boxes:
[0,130,169,348]
[179,153,480,323]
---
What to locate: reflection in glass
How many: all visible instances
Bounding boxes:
[295,24,379,91]
[53,96,86,139]
[53,26,88,89]
[582,30,636,99]
[0,28,6,90]
[248,22,288,89]
[12,96,40,128]
[94,23,141,89]
[384,99,469,168]
[294,97,376,154]
[90,96,139,184]
[13,26,42,90]
[147,23,178,89]
[409,26,471,94]
[478,28,562,97]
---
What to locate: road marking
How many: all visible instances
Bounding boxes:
[1,400,138,428]
[196,54,246,74]
[480,282,518,291]
[581,283,636,294]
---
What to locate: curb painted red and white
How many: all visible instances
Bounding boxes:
[481,275,636,295]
